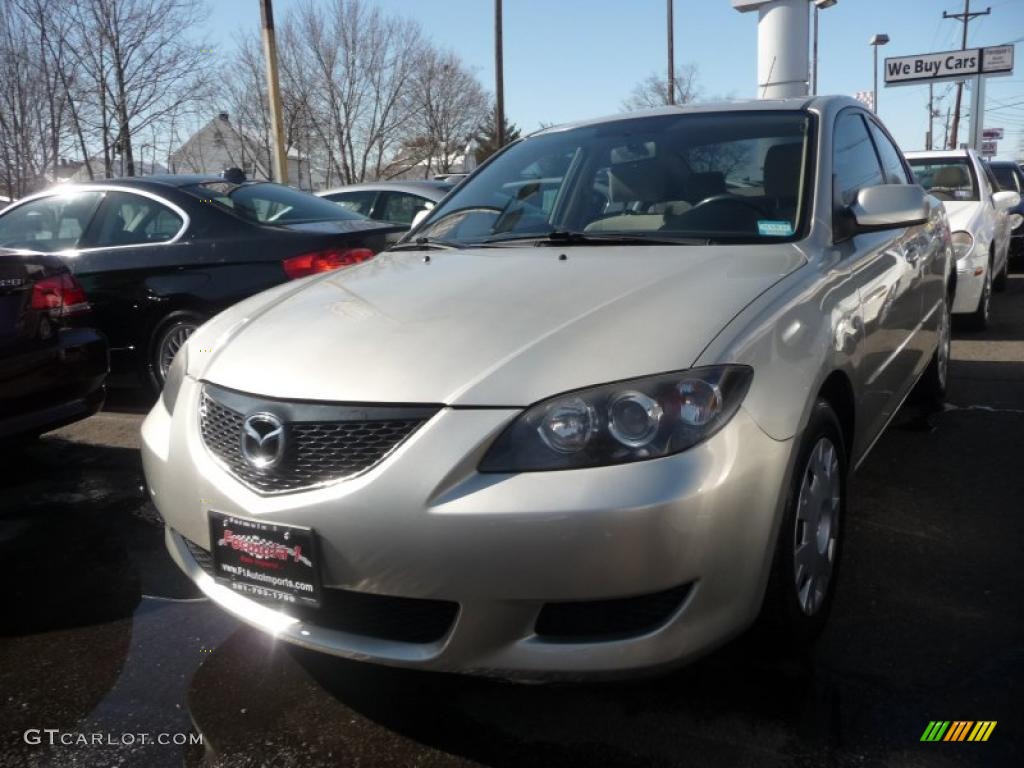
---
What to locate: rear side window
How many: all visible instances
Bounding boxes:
[867,122,911,185]
[0,192,103,252]
[90,191,184,248]
[377,192,431,225]
[833,112,884,206]
[324,190,377,216]
[187,182,366,224]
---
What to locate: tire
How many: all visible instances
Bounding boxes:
[146,311,204,394]
[912,294,951,411]
[760,399,847,650]
[964,266,992,331]
[992,254,1008,293]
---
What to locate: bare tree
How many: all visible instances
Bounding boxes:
[622,65,701,111]
[406,48,489,177]
[62,0,214,177]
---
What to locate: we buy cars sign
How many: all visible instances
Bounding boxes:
[884,45,1014,86]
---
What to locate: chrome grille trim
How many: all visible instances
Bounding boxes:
[198,384,439,495]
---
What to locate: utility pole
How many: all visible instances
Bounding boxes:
[259,0,288,184]
[667,0,675,104]
[495,0,505,149]
[927,83,934,150]
[944,1,990,149]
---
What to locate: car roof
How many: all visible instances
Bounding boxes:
[529,95,862,137]
[987,159,1019,168]
[318,180,453,198]
[68,174,280,189]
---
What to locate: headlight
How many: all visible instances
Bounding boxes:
[161,343,188,415]
[951,230,974,261]
[479,365,753,472]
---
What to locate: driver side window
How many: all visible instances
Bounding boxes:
[91,191,183,248]
[833,111,885,207]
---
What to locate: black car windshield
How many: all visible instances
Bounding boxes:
[411,111,812,246]
[989,164,1021,193]
[184,182,367,224]
[907,158,978,202]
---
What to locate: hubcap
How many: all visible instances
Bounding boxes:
[937,303,950,390]
[793,437,841,616]
[158,324,196,381]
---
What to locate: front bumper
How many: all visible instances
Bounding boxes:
[142,376,793,678]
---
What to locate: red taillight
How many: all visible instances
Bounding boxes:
[282,247,376,280]
[30,273,89,315]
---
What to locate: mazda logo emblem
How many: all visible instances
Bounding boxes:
[240,412,285,470]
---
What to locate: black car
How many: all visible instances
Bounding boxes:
[0,248,107,441]
[0,177,402,391]
[987,160,1024,259]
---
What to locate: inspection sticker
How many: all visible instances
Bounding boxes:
[757,220,793,237]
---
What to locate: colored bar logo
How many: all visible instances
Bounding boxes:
[921,721,997,742]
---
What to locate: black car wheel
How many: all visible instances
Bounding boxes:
[147,312,204,393]
[992,255,1008,292]
[760,399,847,650]
[913,293,951,411]
[964,266,992,331]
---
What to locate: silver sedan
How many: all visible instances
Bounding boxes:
[142,96,952,679]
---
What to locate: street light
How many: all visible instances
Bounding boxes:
[811,0,838,96]
[869,33,890,114]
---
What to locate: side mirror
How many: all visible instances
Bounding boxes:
[993,190,1021,212]
[850,184,928,230]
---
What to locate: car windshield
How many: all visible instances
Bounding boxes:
[184,182,367,224]
[411,111,812,246]
[907,158,978,202]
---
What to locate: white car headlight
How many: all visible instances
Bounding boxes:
[951,230,974,261]
[479,366,753,472]
[161,343,188,415]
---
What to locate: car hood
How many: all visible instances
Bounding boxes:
[190,245,806,406]
[942,201,984,233]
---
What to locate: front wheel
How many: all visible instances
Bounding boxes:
[992,255,1008,292]
[964,267,992,331]
[146,312,204,393]
[761,400,847,648]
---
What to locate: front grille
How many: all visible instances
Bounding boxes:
[534,583,693,642]
[183,535,457,644]
[199,384,437,494]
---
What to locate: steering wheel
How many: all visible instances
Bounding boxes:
[691,194,769,216]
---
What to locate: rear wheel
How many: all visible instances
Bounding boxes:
[146,312,204,393]
[761,400,846,649]
[913,294,950,411]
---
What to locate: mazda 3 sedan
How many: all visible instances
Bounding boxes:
[142,96,953,678]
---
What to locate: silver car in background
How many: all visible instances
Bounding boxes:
[318,180,455,227]
[142,96,952,678]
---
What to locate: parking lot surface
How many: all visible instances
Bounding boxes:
[2,271,1022,768]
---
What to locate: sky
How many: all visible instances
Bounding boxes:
[205,0,1024,160]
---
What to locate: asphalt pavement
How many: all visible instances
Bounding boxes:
[1,267,1022,768]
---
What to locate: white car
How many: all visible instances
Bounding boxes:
[907,149,1020,329]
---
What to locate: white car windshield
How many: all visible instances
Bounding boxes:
[907,158,979,202]
[412,111,812,246]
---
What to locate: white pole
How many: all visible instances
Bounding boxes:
[968,74,985,151]
[756,0,810,98]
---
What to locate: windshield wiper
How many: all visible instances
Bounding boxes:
[479,230,710,247]
[389,236,468,251]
